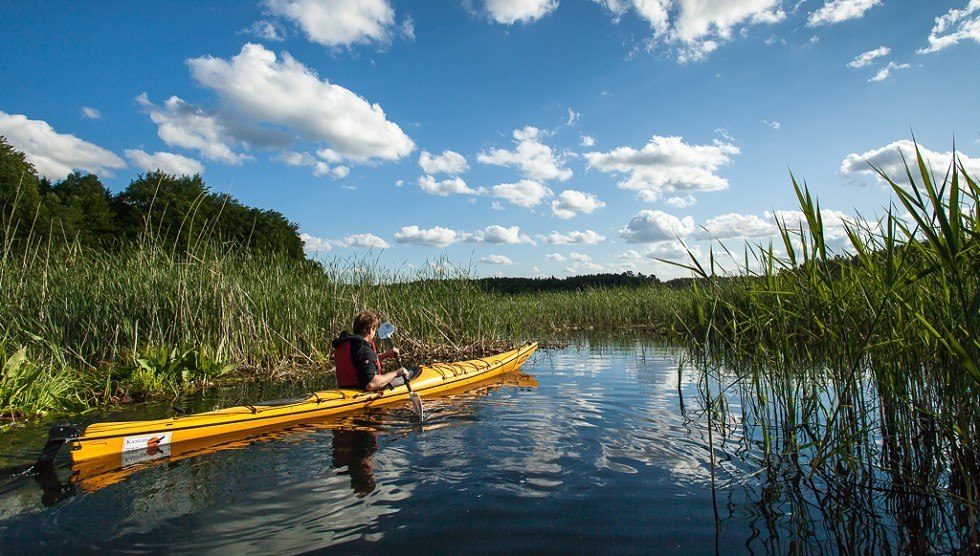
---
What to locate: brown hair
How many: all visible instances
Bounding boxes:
[352,310,380,336]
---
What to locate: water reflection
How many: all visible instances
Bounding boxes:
[32,462,75,508]
[332,429,379,497]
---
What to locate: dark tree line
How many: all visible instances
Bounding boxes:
[475,272,664,294]
[0,136,303,258]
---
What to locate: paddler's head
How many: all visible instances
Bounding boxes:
[353,310,380,341]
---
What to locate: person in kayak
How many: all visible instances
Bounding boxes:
[332,310,409,391]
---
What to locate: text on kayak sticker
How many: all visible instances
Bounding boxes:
[121,433,172,466]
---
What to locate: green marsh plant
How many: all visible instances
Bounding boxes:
[677,143,979,550]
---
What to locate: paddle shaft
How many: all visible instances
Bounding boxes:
[384,333,424,420]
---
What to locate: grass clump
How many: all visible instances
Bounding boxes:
[0,335,92,421]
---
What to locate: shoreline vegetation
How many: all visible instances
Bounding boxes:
[0,236,690,417]
[1,136,977,545]
[1,136,693,420]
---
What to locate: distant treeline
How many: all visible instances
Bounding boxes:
[473,272,693,293]
[0,136,304,258]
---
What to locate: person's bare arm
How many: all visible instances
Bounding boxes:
[365,367,408,391]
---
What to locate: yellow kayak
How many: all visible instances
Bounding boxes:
[39,342,537,473]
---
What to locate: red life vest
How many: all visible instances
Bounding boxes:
[334,336,381,388]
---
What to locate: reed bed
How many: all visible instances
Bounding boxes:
[0,224,685,419]
[680,145,979,550]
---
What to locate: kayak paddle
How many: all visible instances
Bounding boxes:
[377,321,424,421]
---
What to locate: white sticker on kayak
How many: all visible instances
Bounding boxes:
[121,433,172,466]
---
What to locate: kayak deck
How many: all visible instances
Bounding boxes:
[68,342,538,465]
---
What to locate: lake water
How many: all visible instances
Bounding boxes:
[0,339,966,554]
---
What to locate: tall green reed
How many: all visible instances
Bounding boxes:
[675,143,978,549]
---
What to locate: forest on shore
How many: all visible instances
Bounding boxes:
[1,137,304,259]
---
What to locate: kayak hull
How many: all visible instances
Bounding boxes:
[68,343,538,467]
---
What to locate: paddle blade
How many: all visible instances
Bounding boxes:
[377,321,395,340]
[410,391,424,421]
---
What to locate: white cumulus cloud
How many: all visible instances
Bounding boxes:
[418,175,481,196]
[264,0,398,47]
[848,46,890,68]
[698,212,777,239]
[312,161,331,177]
[619,249,643,262]
[869,61,910,82]
[478,126,572,182]
[242,19,284,41]
[565,260,608,273]
[471,225,535,244]
[392,224,535,248]
[665,194,696,208]
[918,1,980,54]
[277,150,348,177]
[807,0,882,27]
[419,149,470,175]
[619,210,695,243]
[540,229,606,244]
[188,43,414,164]
[595,0,786,62]
[125,149,204,176]
[551,190,605,219]
[300,233,333,253]
[644,240,695,261]
[768,209,855,242]
[585,135,739,202]
[302,232,389,252]
[0,111,126,180]
[335,233,390,249]
[81,107,101,120]
[491,179,553,207]
[483,0,559,25]
[394,225,461,248]
[840,139,980,185]
[276,151,316,166]
[136,93,255,165]
[480,254,513,265]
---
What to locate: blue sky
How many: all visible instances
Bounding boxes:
[1,0,978,278]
